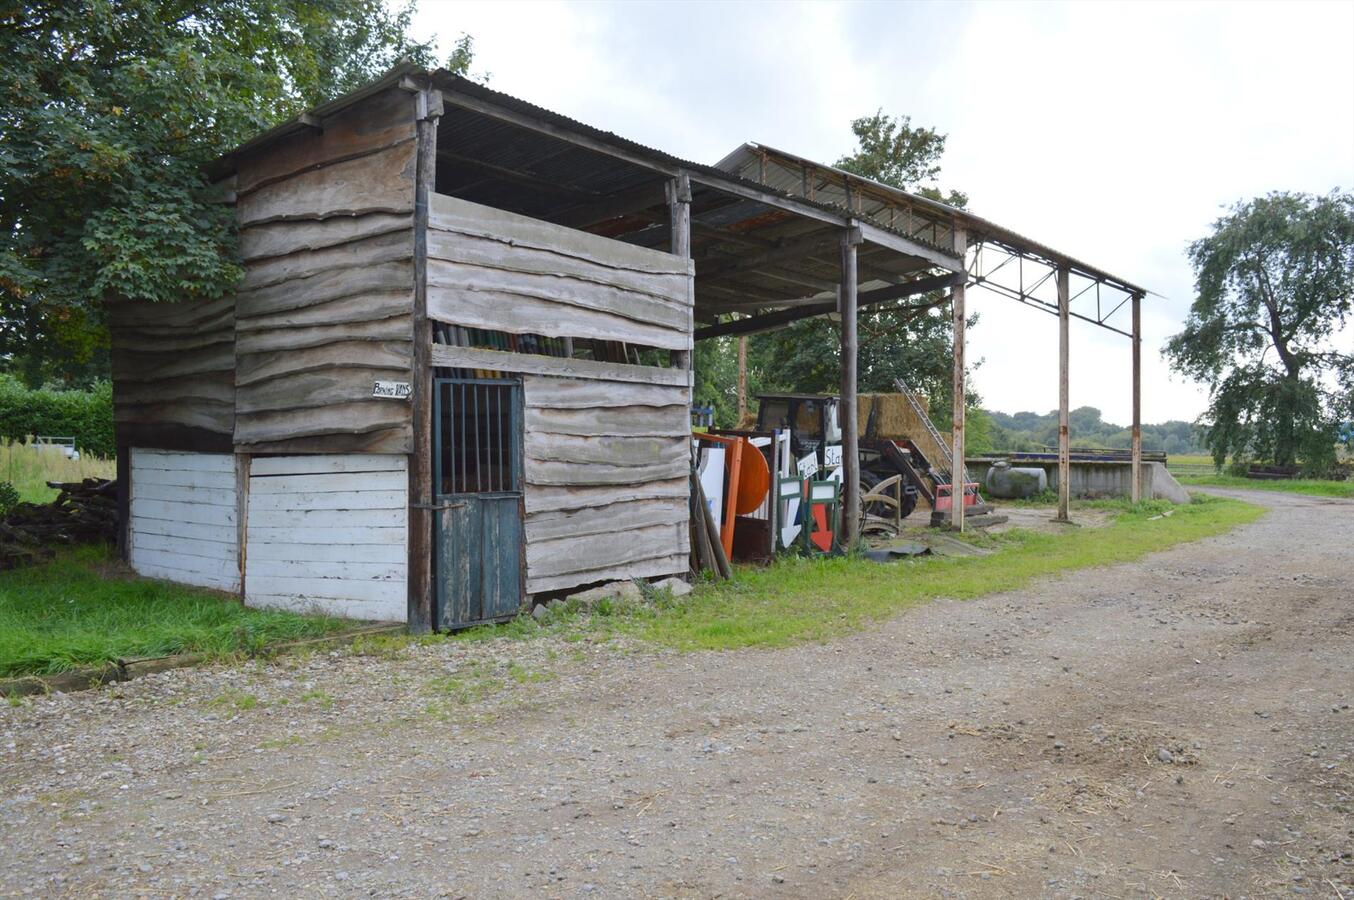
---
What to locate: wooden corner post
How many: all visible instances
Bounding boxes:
[950,228,968,531]
[841,223,863,548]
[667,173,692,371]
[1056,265,1071,522]
[1131,291,1143,503]
[408,86,443,633]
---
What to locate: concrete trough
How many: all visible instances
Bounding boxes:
[967,457,1190,504]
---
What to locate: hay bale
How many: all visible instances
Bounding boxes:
[859,393,931,441]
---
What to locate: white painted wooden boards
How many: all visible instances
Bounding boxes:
[244,454,408,622]
[128,449,239,592]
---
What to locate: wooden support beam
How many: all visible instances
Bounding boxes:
[950,229,968,531]
[116,441,130,563]
[841,224,863,549]
[1056,264,1071,523]
[408,96,440,634]
[736,337,748,422]
[1131,291,1143,504]
[668,173,692,371]
[694,271,961,340]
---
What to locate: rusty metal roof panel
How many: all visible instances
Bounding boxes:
[718,142,1146,296]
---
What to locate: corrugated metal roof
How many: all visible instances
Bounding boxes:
[206,64,1142,306]
[717,142,1146,296]
[207,64,958,264]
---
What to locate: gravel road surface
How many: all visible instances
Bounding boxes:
[2,488,1350,898]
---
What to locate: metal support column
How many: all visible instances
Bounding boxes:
[950,229,968,531]
[840,224,863,548]
[1056,265,1071,523]
[1131,291,1143,503]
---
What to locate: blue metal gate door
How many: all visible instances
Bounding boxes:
[434,378,524,629]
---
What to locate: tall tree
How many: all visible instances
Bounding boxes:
[0,0,471,387]
[1165,191,1354,473]
[737,110,974,420]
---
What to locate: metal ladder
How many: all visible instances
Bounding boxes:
[893,378,972,488]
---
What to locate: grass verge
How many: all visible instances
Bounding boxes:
[0,441,116,504]
[1174,473,1353,499]
[0,545,353,677]
[587,494,1262,651]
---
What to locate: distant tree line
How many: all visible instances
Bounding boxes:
[983,406,1207,455]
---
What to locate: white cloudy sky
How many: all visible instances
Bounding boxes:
[411,0,1354,425]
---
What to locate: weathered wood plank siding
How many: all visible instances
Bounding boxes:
[244,454,408,621]
[232,86,419,454]
[108,297,236,450]
[521,375,690,592]
[424,195,693,594]
[128,449,239,592]
[426,195,693,351]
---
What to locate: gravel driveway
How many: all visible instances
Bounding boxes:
[3,488,1351,899]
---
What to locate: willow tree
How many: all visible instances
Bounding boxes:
[1166,191,1354,473]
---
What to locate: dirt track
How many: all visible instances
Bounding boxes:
[2,488,1351,898]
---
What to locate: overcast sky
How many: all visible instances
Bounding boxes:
[412,0,1354,425]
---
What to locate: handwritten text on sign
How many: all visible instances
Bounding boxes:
[372,381,412,400]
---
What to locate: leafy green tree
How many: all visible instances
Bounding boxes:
[742,110,974,419]
[0,0,470,386]
[1165,192,1354,473]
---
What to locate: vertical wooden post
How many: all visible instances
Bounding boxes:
[116,440,130,563]
[1056,265,1071,522]
[840,224,862,548]
[1131,291,1143,504]
[235,453,250,599]
[667,173,692,371]
[950,229,968,531]
[736,336,748,422]
[408,88,442,634]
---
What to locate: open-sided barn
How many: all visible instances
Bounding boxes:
[108,63,1147,632]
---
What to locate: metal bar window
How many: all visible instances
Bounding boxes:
[436,378,521,495]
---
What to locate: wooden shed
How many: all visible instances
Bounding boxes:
[106,63,1012,631]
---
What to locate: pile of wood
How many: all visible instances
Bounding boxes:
[689,474,731,580]
[0,479,118,569]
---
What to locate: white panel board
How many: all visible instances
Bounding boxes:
[128,448,239,592]
[245,454,408,622]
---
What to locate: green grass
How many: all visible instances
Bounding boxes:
[601,494,1261,651]
[0,441,116,504]
[1167,454,1222,467]
[0,545,354,677]
[1174,473,1353,499]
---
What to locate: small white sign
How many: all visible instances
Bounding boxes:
[372,380,412,400]
[822,444,843,470]
[797,453,819,479]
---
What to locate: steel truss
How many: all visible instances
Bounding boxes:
[967,240,1141,339]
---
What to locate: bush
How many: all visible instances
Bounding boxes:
[0,376,115,458]
[0,482,18,514]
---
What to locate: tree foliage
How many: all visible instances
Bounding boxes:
[1165,191,1354,472]
[695,112,973,428]
[0,0,469,386]
[835,110,968,209]
[985,407,1206,455]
